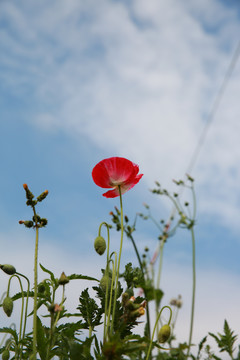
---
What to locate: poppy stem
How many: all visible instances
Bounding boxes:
[146,306,172,360]
[111,186,124,333]
[187,226,196,357]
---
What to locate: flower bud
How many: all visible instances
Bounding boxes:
[58,272,69,285]
[2,349,10,360]
[3,297,13,317]
[48,304,55,313]
[122,292,129,306]
[37,190,49,202]
[0,264,16,275]
[23,220,34,228]
[23,184,34,200]
[100,274,111,291]
[38,282,46,293]
[94,236,106,255]
[158,324,171,343]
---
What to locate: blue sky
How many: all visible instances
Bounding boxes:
[1,0,240,356]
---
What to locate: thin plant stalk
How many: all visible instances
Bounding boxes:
[17,272,30,360]
[32,212,39,359]
[187,226,196,357]
[128,232,151,340]
[111,186,124,333]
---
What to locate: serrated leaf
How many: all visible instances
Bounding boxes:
[68,274,99,282]
[36,316,47,360]
[0,327,18,344]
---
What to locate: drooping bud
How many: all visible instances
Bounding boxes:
[0,264,16,275]
[94,236,106,255]
[158,324,171,343]
[100,274,111,291]
[58,272,69,285]
[2,349,10,360]
[3,297,13,317]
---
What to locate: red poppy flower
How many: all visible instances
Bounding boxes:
[92,157,143,198]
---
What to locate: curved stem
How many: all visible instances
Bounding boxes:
[187,227,196,357]
[146,306,172,360]
[16,272,30,360]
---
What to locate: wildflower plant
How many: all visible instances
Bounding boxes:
[0,158,239,359]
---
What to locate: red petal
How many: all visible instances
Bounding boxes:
[92,157,143,197]
[92,157,138,188]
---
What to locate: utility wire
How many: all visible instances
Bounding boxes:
[152,39,240,262]
[186,39,240,176]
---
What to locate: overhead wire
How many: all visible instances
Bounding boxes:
[152,39,240,263]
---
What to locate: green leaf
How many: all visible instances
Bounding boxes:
[0,327,18,344]
[68,274,99,282]
[39,264,56,284]
[77,288,102,329]
[209,320,238,357]
[36,316,47,360]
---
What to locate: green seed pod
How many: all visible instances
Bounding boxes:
[94,236,106,255]
[0,264,16,275]
[2,349,10,360]
[58,271,69,285]
[158,324,171,343]
[3,297,13,317]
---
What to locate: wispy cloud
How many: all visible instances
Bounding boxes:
[1,1,240,231]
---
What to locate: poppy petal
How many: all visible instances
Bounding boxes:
[92,157,143,198]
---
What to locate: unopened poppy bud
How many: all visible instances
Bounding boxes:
[0,264,16,275]
[40,218,48,227]
[158,324,171,343]
[58,272,69,285]
[186,173,194,182]
[3,297,13,317]
[54,304,63,312]
[2,349,10,360]
[129,306,145,319]
[94,236,106,255]
[138,306,145,316]
[122,292,129,306]
[38,283,45,293]
[23,184,34,200]
[48,304,55,313]
[37,190,49,202]
[100,274,111,291]
[24,220,34,228]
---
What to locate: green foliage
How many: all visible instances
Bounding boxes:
[0,180,239,359]
[209,320,238,358]
[77,288,102,330]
